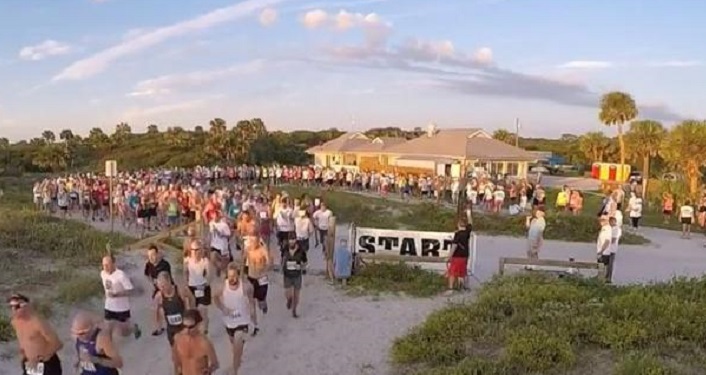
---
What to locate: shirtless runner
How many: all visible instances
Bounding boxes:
[172,309,219,375]
[8,293,64,375]
[245,237,270,314]
[71,310,123,375]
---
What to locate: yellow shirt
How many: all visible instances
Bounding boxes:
[556,191,568,206]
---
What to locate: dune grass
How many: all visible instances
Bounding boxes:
[346,262,446,298]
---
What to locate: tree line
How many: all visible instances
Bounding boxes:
[1,91,704,195]
[492,91,706,196]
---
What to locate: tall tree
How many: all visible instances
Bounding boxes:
[41,130,56,144]
[579,132,610,162]
[599,91,638,168]
[59,129,76,170]
[147,124,159,134]
[206,118,229,160]
[492,129,514,145]
[661,120,706,197]
[88,127,109,149]
[625,120,666,199]
[112,122,132,145]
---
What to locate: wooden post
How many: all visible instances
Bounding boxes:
[325,216,336,280]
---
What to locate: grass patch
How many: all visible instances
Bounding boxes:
[55,273,105,305]
[280,186,649,244]
[391,274,706,374]
[347,262,446,297]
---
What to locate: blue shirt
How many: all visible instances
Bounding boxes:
[334,246,352,279]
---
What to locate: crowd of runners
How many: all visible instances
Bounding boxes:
[14,165,341,375]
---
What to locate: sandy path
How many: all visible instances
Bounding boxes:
[0,219,448,375]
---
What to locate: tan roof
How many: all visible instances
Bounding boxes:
[306,133,406,153]
[384,128,536,161]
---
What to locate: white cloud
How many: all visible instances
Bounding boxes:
[259,8,278,26]
[301,9,392,47]
[121,98,213,119]
[19,40,72,61]
[127,60,266,98]
[472,47,493,65]
[302,9,328,28]
[557,60,613,69]
[53,0,286,81]
[647,60,702,68]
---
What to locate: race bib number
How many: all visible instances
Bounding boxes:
[25,362,44,375]
[194,287,205,298]
[104,280,113,290]
[80,361,96,372]
[286,261,299,271]
[258,276,269,285]
[166,314,183,326]
[231,309,242,319]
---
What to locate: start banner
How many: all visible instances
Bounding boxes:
[354,227,456,258]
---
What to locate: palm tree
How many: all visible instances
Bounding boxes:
[599,91,638,168]
[88,127,109,149]
[206,118,229,160]
[625,120,666,199]
[661,120,706,197]
[59,129,76,170]
[41,130,56,144]
[578,132,610,162]
[147,124,159,135]
[492,129,514,145]
[112,122,132,145]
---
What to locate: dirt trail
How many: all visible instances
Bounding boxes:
[0,219,448,375]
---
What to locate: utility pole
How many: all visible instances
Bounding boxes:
[514,118,520,148]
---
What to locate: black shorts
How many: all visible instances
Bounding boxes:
[189,285,212,306]
[681,217,693,225]
[137,209,148,218]
[59,206,68,211]
[297,238,310,252]
[225,324,249,338]
[277,231,293,244]
[247,276,269,302]
[166,326,183,346]
[104,309,131,322]
[22,353,62,375]
[663,210,672,215]
[210,248,233,262]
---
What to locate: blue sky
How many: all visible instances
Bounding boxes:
[1,0,705,141]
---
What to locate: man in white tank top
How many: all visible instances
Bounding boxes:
[213,263,257,375]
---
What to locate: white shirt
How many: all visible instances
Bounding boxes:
[613,210,624,227]
[609,225,622,255]
[680,205,694,218]
[596,225,612,255]
[209,220,231,254]
[628,197,643,218]
[276,207,295,232]
[221,282,252,328]
[295,216,313,239]
[101,269,133,312]
[185,257,209,287]
[313,209,333,230]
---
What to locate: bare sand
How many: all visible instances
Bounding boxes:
[0,220,449,375]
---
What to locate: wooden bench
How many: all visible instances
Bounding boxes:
[498,257,606,279]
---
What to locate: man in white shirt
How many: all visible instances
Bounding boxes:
[275,199,295,248]
[312,203,333,254]
[680,200,695,239]
[101,254,141,339]
[596,216,613,283]
[210,211,232,277]
[607,216,621,283]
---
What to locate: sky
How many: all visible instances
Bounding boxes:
[1,0,705,141]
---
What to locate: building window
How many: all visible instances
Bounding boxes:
[489,162,503,175]
[506,162,519,176]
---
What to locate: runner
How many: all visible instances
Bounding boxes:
[143,244,172,336]
[172,309,219,375]
[184,240,212,334]
[294,208,314,254]
[282,235,308,318]
[71,310,122,375]
[213,263,258,375]
[100,254,142,339]
[154,271,195,347]
[209,211,232,277]
[245,237,270,314]
[8,293,64,375]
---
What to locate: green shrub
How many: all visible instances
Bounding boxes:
[614,353,676,375]
[348,262,445,298]
[0,209,133,266]
[0,315,13,342]
[55,274,104,304]
[392,274,706,374]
